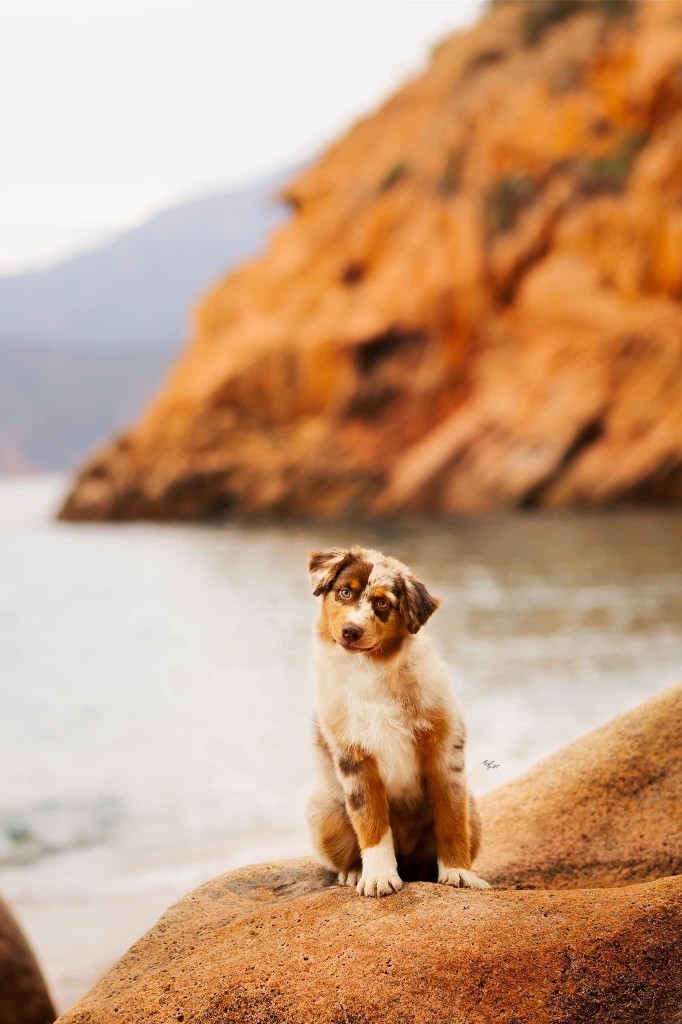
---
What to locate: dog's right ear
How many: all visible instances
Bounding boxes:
[308,548,351,597]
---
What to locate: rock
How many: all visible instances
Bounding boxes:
[0,897,56,1024]
[57,686,682,1023]
[59,0,682,521]
[56,865,681,1024]
[477,682,682,889]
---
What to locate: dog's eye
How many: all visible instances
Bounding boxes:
[374,597,390,611]
[338,587,353,600]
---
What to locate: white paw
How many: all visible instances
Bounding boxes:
[337,868,361,887]
[438,866,491,889]
[356,871,403,897]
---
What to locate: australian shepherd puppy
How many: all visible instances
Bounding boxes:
[306,545,490,897]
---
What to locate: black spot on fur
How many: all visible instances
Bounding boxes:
[348,790,365,811]
[338,754,361,775]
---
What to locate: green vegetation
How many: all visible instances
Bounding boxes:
[521,0,634,48]
[378,161,411,193]
[482,128,648,237]
[579,130,649,195]
[437,151,463,197]
[523,1,581,46]
[466,48,506,75]
[484,173,540,234]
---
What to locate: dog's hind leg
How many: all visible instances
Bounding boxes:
[306,789,361,884]
[307,718,362,884]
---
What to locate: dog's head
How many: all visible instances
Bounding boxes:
[308,545,440,656]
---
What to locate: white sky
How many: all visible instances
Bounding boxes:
[0,0,484,274]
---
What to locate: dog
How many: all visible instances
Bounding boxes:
[306,545,490,897]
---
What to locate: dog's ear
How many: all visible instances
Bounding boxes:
[308,548,352,597]
[398,573,440,633]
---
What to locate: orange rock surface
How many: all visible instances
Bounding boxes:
[477,681,681,889]
[57,871,681,1024]
[60,0,682,520]
[57,685,682,1023]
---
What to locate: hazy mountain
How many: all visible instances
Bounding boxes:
[0,171,291,350]
[0,169,293,471]
[0,343,171,471]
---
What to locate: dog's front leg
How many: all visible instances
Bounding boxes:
[336,747,402,897]
[422,740,491,890]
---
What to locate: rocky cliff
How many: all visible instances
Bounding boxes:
[60,0,682,521]
[57,685,682,1023]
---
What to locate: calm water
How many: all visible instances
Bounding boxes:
[1,476,680,1009]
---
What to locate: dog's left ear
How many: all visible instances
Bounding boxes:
[308,548,352,597]
[399,574,440,633]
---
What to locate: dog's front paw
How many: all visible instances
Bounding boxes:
[356,871,403,897]
[438,866,491,889]
[337,868,361,887]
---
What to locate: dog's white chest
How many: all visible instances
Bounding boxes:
[320,656,420,801]
[347,692,418,800]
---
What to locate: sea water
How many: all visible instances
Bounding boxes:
[1,475,680,1009]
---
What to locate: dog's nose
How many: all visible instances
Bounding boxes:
[342,622,364,643]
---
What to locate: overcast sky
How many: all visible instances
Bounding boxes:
[0,0,484,274]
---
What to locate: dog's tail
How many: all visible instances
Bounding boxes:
[469,791,482,862]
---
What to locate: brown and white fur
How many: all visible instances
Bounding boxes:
[306,546,490,897]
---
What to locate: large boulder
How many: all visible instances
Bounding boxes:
[0,897,55,1024]
[58,865,680,1024]
[58,685,682,1023]
[477,682,682,888]
[59,0,682,522]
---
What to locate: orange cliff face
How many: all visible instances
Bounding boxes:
[60,0,682,521]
